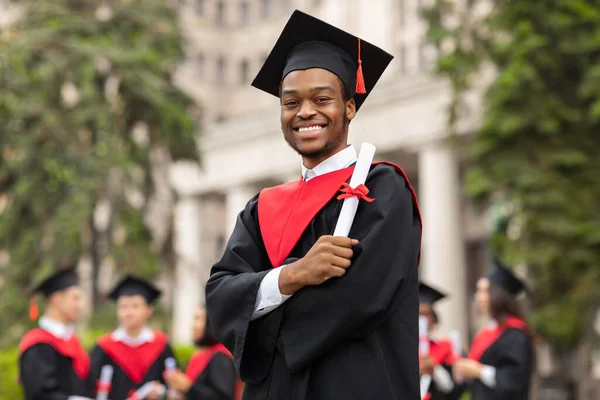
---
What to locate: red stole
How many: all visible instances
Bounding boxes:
[468,317,528,361]
[185,343,232,382]
[18,328,90,380]
[257,161,422,268]
[97,330,168,384]
[423,339,456,366]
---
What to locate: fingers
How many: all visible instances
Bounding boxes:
[330,255,352,268]
[319,235,359,247]
[330,245,354,259]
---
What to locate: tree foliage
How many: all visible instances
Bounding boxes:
[0,0,199,346]
[423,0,600,349]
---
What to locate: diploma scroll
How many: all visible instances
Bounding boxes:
[418,316,430,357]
[95,365,114,400]
[165,357,178,398]
[450,329,464,383]
[127,381,165,400]
[332,143,377,237]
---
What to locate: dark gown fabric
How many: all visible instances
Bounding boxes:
[185,346,238,400]
[468,327,533,400]
[206,163,422,400]
[19,339,92,400]
[88,331,176,400]
[423,339,462,400]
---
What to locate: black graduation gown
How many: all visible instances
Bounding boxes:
[469,328,533,400]
[422,339,462,400]
[185,350,238,400]
[89,331,176,400]
[206,163,422,400]
[20,343,92,400]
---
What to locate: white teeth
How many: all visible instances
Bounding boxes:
[298,125,324,132]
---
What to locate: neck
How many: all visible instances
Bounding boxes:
[302,143,348,170]
[124,325,145,338]
[44,308,70,325]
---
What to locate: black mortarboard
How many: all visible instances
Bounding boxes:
[29,267,79,320]
[30,267,79,298]
[107,274,161,304]
[419,282,447,305]
[251,10,394,112]
[487,256,526,295]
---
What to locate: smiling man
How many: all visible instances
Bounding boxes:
[206,10,422,400]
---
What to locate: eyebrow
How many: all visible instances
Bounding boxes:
[281,85,336,96]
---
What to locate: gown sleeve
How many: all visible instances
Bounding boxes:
[489,329,534,395]
[186,353,237,400]
[19,344,71,400]
[279,164,422,372]
[205,195,276,384]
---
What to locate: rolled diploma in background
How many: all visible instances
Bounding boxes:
[95,365,113,400]
[165,357,178,397]
[128,381,165,399]
[450,329,464,383]
[332,143,377,237]
[419,316,432,398]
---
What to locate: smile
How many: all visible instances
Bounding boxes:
[295,125,326,133]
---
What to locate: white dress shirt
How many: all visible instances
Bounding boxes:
[111,326,155,347]
[251,145,358,320]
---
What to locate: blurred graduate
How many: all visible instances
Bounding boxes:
[18,267,93,400]
[89,275,177,400]
[453,258,534,400]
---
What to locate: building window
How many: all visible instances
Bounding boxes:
[195,0,204,15]
[261,0,271,19]
[239,59,250,84]
[196,52,205,79]
[215,1,225,26]
[239,2,250,27]
[216,56,226,84]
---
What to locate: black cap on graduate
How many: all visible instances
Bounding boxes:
[107,274,162,305]
[487,256,527,296]
[418,282,448,305]
[251,10,394,112]
[29,266,80,320]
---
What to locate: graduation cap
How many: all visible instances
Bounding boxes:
[487,256,527,296]
[419,282,448,305]
[107,274,162,304]
[251,10,394,112]
[28,267,80,320]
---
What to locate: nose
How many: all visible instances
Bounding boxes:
[296,100,317,119]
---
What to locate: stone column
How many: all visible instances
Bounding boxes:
[171,195,203,344]
[418,141,468,340]
[225,185,258,238]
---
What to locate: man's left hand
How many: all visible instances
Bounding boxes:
[419,356,435,376]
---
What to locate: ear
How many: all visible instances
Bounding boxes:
[345,98,357,122]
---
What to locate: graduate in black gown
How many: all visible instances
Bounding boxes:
[418,283,462,400]
[18,267,93,400]
[453,258,534,400]
[205,10,423,400]
[164,305,240,400]
[89,275,177,400]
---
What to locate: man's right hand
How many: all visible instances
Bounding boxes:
[278,235,358,295]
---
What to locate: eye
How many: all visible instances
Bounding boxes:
[315,97,331,103]
[283,100,298,107]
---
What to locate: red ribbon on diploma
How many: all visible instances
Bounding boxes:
[96,380,112,393]
[128,390,141,400]
[337,182,375,203]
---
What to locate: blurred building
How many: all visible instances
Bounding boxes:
[170,0,490,344]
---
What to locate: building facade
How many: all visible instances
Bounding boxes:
[170,0,491,345]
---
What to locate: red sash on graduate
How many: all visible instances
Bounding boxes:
[97,330,168,384]
[185,343,232,382]
[468,316,528,361]
[258,161,421,268]
[18,328,90,380]
[422,339,457,366]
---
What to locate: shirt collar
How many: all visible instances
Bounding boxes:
[301,145,357,181]
[111,326,155,347]
[39,316,74,340]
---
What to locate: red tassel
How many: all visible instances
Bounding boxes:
[355,39,366,94]
[29,295,39,320]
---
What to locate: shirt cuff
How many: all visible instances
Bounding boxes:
[251,267,292,321]
[69,397,91,400]
[480,365,497,388]
[433,365,454,393]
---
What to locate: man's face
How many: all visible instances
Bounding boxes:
[280,68,356,167]
[419,303,435,329]
[117,295,153,331]
[192,306,207,343]
[51,286,83,323]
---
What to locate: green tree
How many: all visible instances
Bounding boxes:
[423,1,600,397]
[0,0,199,346]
